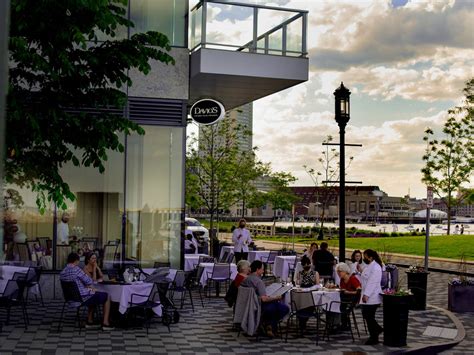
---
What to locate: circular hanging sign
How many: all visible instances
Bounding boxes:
[190,99,225,125]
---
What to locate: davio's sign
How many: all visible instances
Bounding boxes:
[190,99,225,125]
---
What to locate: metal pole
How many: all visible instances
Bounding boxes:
[0,0,10,259]
[424,206,430,271]
[339,123,346,262]
[292,204,295,251]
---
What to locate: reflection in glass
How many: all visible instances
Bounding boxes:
[126,126,184,268]
[130,0,187,47]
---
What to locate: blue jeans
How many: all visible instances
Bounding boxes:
[262,301,289,331]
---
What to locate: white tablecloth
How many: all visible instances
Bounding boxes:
[198,263,237,286]
[248,250,270,263]
[273,256,297,280]
[219,246,234,260]
[0,265,29,293]
[285,287,341,313]
[184,254,209,272]
[95,282,162,316]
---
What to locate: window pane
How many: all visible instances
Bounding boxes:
[130,0,187,47]
[58,139,125,269]
[126,126,184,268]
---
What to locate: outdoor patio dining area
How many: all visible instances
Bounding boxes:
[0,264,470,354]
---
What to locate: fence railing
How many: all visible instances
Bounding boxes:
[190,0,308,57]
[247,224,275,236]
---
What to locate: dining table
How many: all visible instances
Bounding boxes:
[247,250,271,263]
[184,254,210,272]
[95,281,163,316]
[273,255,297,281]
[283,285,341,313]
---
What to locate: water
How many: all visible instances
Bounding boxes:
[253,221,472,235]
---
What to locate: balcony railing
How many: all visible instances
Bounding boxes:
[190,0,308,57]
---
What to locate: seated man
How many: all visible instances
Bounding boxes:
[60,252,113,330]
[240,260,289,337]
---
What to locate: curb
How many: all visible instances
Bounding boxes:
[390,305,466,354]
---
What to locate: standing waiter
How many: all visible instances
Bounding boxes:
[232,219,252,262]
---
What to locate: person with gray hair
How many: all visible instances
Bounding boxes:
[336,262,361,294]
[235,260,250,287]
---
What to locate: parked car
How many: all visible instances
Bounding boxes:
[185,218,209,253]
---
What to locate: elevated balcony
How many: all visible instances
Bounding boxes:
[189,0,309,111]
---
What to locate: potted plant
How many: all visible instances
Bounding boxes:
[382,288,413,347]
[406,265,429,310]
[448,254,474,312]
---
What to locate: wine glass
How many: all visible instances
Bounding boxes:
[319,278,324,289]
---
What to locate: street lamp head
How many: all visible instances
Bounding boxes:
[334,82,351,126]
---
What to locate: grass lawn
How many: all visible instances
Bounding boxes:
[254,234,474,261]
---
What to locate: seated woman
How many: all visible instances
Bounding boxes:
[83,252,104,282]
[296,255,320,288]
[225,260,250,307]
[234,260,251,287]
[336,262,362,330]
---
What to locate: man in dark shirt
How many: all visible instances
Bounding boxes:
[312,242,336,278]
[241,260,289,337]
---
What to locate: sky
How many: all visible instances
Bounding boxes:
[198,0,474,198]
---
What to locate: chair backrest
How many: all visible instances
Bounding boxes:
[103,244,119,267]
[226,252,235,264]
[154,261,171,268]
[267,251,278,263]
[60,280,83,303]
[199,256,215,264]
[290,289,315,311]
[233,286,261,336]
[37,237,51,251]
[219,251,229,263]
[173,270,186,288]
[14,243,31,262]
[381,270,390,289]
[211,263,231,279]
[2,280,21,299]
[26,267,40,283]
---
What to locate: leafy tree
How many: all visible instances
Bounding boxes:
[186,118,242,249]
[304,135,353,239]
[265,171,299,229]
[230,151,270,218]
[422,78,474,235]
[6,0,174,212]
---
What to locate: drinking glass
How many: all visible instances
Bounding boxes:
[319,278,324,288]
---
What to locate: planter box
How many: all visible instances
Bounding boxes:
[448,283,474,312]
[382,294,413,347]
[406,271,429,310]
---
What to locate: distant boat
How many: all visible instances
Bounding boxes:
[404,224,415,231]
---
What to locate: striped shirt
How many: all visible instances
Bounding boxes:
[60,264,93,300]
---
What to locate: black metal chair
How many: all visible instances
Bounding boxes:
[206,263,231,298]
[169,270,196,312]
[288,256,300,281]
[285,289,327,345]
[326,291,361,342]
[57,280,89,333]
[226,252,235,264]
[0,279,29,329]
[261,251,278,277]
[128,283,162,334]
[22,267,45,306]
[219,251,229,263]
[13,243,31,263]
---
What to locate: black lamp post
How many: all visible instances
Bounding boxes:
[334,82,351,262]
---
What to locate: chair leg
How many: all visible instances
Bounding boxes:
[38,285,45,307]
[188,289,195,312]
[76,309,81,335]
[21,304,29,329]
[285,315,292,343]
[6,306,11,326]
[352,309,360,338]
[198,287,204,307]
[57,302,66,332]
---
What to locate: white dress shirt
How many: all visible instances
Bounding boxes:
[58,221,69,245]
[232,227,252,253]
[361,260,382,305]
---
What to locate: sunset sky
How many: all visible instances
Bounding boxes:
[195,0,474,198]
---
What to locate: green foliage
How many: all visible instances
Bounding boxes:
[266,171,299,213]
[421,78,474,234]
[6,0,175,211]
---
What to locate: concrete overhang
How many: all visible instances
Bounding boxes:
[190,48,308,111]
